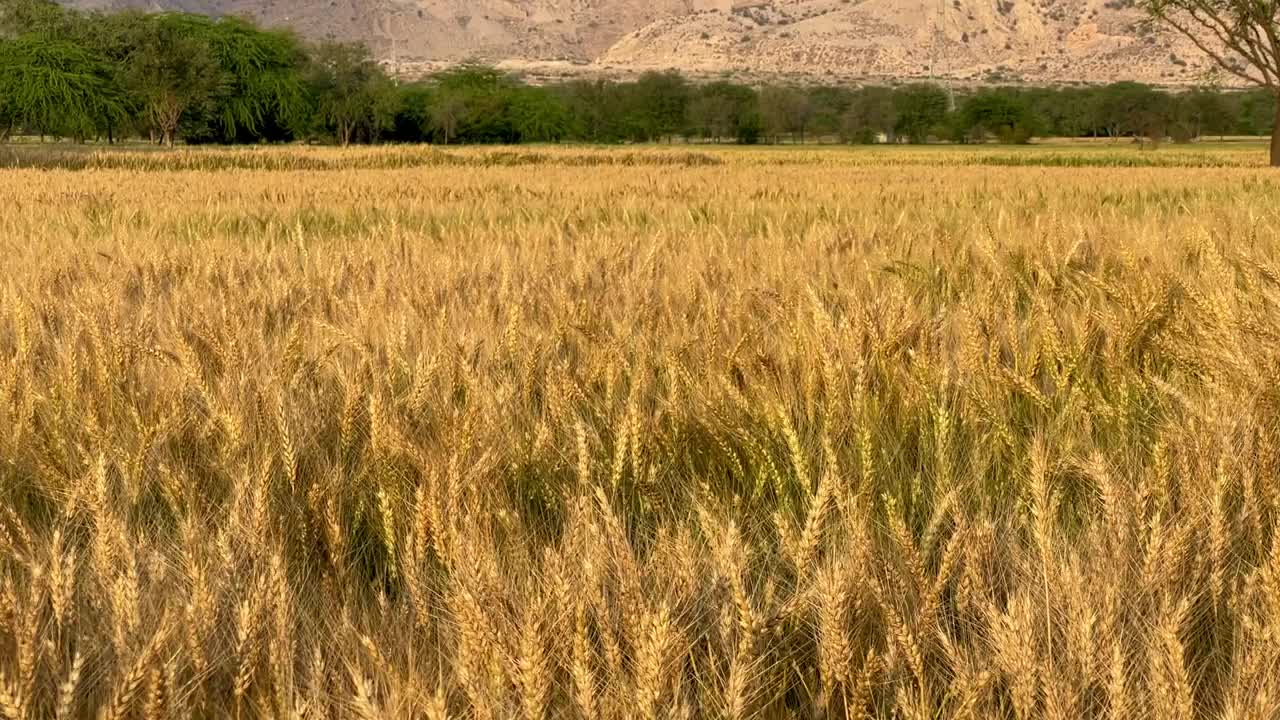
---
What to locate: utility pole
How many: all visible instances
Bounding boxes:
[379,5,401,81]
[933,0,956,109]
[928,0,938,82]
[390,14,400,80]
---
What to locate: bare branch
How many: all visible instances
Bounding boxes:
[1252,1,1280,75]
[1152,7,1273,86]
[1146,0,1280,90]
[1186,2,1278,77]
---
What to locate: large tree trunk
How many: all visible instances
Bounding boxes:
[1272,99,1280,167]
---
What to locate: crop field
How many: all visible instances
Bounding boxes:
[1,144,1280,719]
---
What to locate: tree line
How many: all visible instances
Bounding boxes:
[1,0,1275,147]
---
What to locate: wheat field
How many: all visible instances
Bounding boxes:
[1,145,1279,719]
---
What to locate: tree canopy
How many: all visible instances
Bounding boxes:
[894,84,951,143]
[307,40,394,146]
[1144,0,1280,164]
[0,32,125,140]
[958,91,1038,143]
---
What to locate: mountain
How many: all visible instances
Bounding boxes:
[596,0,1216,85]
[63,0,1220,85]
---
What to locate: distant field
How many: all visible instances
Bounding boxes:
[2,145,1279,718]
[2,138,1274,169]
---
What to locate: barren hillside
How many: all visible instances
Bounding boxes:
[597,0,1216,84]
[64,0,1219,84]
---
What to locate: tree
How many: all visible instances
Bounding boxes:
[385,83,433,142]
[1025,87,1094,138]
[687,91,729,141]
[122,14,222,146]
[426,66,518,144]
[759,86,813,143]
[687,81,760,143]
[509,87,570,142]
[893,84,950,143]
[1144,0,1280,164]
[1237,89,1277,136]
[0,33,126,141]
[196,17,309,143]
[307,41,393,145]
[959,90,1038,143]
[428,92,465,144]
[1089,82,1173,142]
[735,108,764,145]
[555,79,632,142]
[842,86,897,143]
[628,71,690,142]
[70,10,151,142]
[806,86,851,141]
[114,13,309,146]
[1177,87,1235,140]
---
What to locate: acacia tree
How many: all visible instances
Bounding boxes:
[201,18,309,142]
[509,87,570,143]
[688,81,760,143]
[427,66,516,143]
[842,87,897,143]
[1179,86,1235,139]
[307,41,393,145]
[894,84,950,144]
[1089,82,1173,142]
[760,86,813,144]
[959,91,1037,143]
[628,71,689,142]
[0,33,126,141]
[428,93,465,144]
[122,14,308,146]
[124,15,222,145]
[1144,0,1280,164]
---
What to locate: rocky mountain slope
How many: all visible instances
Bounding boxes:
[598,0,1216,84]
[65,0,1219,84]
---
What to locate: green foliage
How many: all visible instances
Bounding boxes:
[806,85,852,139]
[187,16,309,142]
[1237,90,1277,136]
[894,84,950,143]
[508,87,570,142]
[120,14,222,145]
[760,85,813,142]
[842,86,897,143]
[959,90,1038,143]
[386,83,434,142]
[736,109,764,145]
[0,0,71,37]
[1171,88,1232,141]
[307,41,394,145]
[0,32,125,139]
[427,66,514,143]
[1089,82,1174,139]
[686,81,762,144]
[627,71,690,142]
[1023,87,1093,138]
